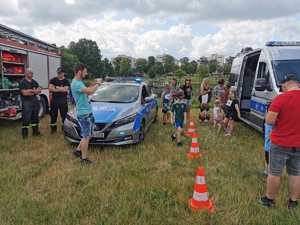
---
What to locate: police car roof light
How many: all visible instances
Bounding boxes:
[266,41,300,47]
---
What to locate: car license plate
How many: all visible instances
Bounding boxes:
[93,131,105,138]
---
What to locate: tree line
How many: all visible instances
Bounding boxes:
[60,38,234,79]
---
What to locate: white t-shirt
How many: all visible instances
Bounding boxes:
[213,106,221,119]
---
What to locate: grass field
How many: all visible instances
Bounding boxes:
[0,110,299,225]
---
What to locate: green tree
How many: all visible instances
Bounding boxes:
[119,57,131,76]
[60,47,80,79]
[208,59,218,74]
[147,56,155,72]
[135,58,148,74]
[102,58,114,77]
[147,66,156,79]
[112,57,122,76]
[197,64,209,80]
[163,54,176,74]
[175,68,186,78]
[68,39,102,78]
[190,60,198,74]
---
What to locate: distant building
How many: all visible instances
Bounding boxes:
[208,54,225,66]
[156,54,180,65]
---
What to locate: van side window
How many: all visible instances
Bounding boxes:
[257,62,267,78]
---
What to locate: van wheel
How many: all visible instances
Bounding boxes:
[38,97,47,118]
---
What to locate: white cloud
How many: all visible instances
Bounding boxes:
[31,17,300,59]
[191,19,300,57]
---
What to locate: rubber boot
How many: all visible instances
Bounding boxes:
[50,124,57,133]
[22,127,29,139]
[32,125,41,136]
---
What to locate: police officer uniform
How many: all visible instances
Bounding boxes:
[19,78,41,138]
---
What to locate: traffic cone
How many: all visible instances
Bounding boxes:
[185,121,196,137]
[187,133,202,159]
[189,167,214,213]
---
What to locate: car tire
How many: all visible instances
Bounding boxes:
[139,120,146,142]
[38,97,47,118]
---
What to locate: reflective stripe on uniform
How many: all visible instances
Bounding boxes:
[22,126,31,129]
[193,191,208,201]
[195,176,206,185]
[31,124,38,127]
[50,124,57,127]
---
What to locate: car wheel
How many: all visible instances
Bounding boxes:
[139,121,146,142]
[38,97,47,118]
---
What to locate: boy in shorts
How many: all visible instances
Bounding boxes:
[171,89,187,147]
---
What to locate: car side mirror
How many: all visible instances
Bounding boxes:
[255,78,272,91]
[144,96,154,103]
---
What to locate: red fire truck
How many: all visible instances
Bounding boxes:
[0,24,61,120]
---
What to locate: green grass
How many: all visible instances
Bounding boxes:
[0,111,299,225]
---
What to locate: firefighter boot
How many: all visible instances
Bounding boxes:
[32,125,41,136]
[22,127,29,139]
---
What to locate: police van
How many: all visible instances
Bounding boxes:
[231,42,300,132]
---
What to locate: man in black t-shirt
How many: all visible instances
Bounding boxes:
[180,78,193,121]
[19,68,42,138]
[49,67,70,133]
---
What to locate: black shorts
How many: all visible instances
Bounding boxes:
[225,111,238,121]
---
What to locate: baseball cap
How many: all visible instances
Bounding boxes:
[281,74,298,83]
[57,67,66,74]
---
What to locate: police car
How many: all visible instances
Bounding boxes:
[63,78,158,145]
[231,41,300,132]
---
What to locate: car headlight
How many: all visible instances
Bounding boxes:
[111,113,136,128]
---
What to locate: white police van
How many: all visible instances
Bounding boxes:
[231,42,300,132]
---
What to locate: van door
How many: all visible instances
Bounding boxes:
[250,55,273,130]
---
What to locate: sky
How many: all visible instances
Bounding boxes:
[1,0,300,59]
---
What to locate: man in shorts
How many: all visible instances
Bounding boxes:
[71,64,101,164]
[259,74,300,209]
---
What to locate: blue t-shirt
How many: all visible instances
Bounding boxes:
[264,124,273,152]
[71,79,92,116]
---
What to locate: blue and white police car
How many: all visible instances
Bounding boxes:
[63,78,158,145]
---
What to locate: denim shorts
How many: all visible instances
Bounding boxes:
[175,119,184,129]
[269,143,300,176]
[78,113,95,138]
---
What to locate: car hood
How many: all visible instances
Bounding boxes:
[83,102,137,124]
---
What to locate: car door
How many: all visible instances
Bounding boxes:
[146,85,157,122]
[141,85,152,127]
[250,54,273,129]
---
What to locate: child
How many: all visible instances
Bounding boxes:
[213,99,223,132]
[171,89,187,147]
[161,84,171,125]
[223,90,241,136]
[198,78,211,123]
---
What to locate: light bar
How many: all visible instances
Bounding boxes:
[266,41,300,47]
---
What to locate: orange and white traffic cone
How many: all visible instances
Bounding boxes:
[189,167,214,213]
[185,121,196,137]
[187,133,202,159]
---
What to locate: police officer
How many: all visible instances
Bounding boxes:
[19,68,42,138]
[49,67,70,133]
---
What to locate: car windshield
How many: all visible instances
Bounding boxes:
[90,84,139,103]
[272,59,300,85]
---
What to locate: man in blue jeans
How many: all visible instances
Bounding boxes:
[71,64,101,164]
